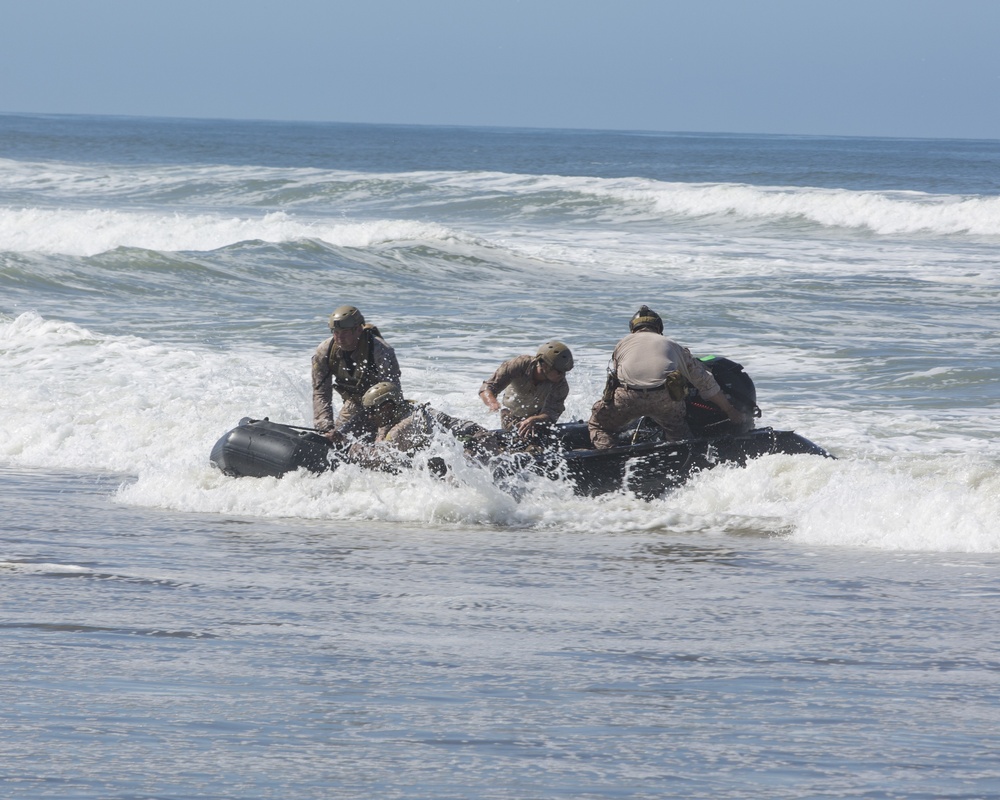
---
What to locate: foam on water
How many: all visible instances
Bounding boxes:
[674,454,1000,553]
[1,312,316,468]
[3,311,996,553]
[2,131,997,557]
[7,118,1000,800]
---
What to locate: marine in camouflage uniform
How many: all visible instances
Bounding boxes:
[588,306,746,449]
[347,382,500,473]
[311,305,401,441]
[479,340,574,440]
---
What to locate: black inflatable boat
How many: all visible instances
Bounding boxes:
[209,357,833,498]
[516,418,830,497]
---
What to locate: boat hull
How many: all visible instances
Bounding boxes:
[210,417,832,497]
[209,417,334,479]
[544,424,831,497]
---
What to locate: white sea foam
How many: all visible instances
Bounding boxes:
[0,311,308,473]
[672,455,1000,553]
[3,311,996,552]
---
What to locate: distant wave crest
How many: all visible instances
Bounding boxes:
[0,207,464,257]
[3,158,1000,257]
[381,169,1000,236]
[634,182,1000,236]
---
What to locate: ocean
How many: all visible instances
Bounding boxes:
[1,113,998,799]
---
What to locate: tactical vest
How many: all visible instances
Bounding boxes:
[326,325,381,401]
[502,378,553,418]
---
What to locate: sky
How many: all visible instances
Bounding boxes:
[2,0,999,140]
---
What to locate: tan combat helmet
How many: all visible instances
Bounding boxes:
[329,305,365,331]
[536,340,574,373]
[362,381,404,409]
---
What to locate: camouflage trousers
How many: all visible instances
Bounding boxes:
[588,386,692,449]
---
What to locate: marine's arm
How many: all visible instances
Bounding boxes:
[679,347,747,425]
[479,386,501,412]
[703,390,746,425]
[311,343,337,435]
[479,359,515,413]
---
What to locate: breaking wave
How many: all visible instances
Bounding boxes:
[2,158,999,259]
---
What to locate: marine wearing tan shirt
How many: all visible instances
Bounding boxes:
[588,306,746,449]
[479,341,574,439]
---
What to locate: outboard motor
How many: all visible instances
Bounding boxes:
[685,356,759,437]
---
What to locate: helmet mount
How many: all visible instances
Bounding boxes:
[329,305,365,331]
[629,305,663,334]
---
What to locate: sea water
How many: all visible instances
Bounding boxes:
[1,114,998,799]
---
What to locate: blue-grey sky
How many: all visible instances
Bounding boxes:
[3,0,998,139]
